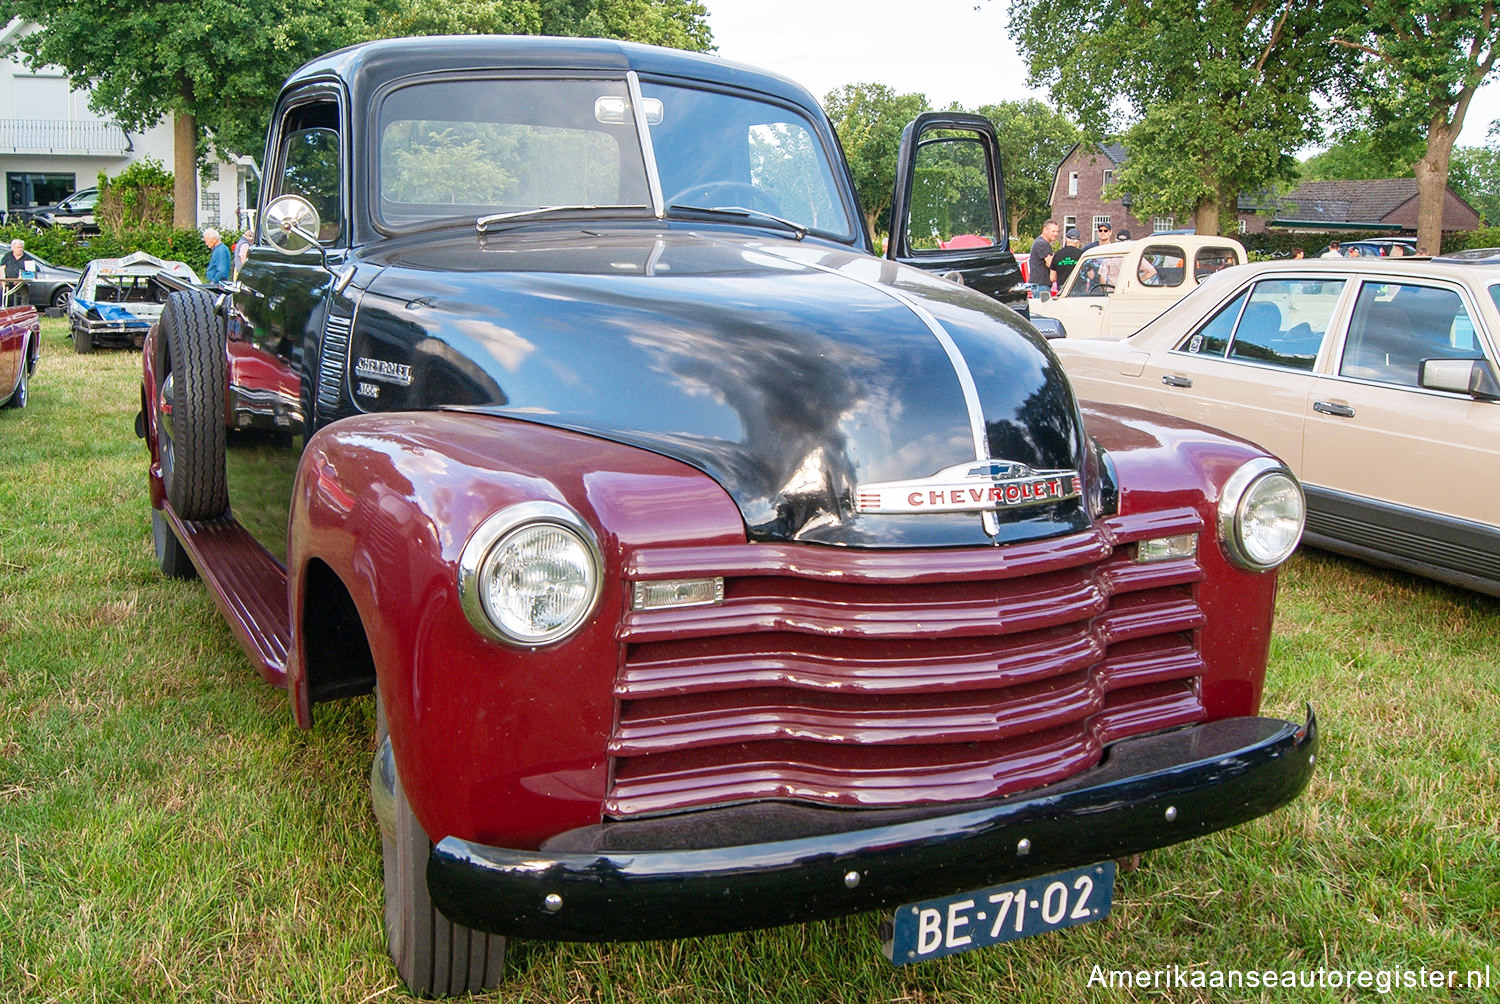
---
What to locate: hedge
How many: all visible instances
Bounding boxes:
[0,222,243,277]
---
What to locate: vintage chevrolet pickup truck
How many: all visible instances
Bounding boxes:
[139,35,1315,996]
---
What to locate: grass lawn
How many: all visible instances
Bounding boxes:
[1,318,1496,1002]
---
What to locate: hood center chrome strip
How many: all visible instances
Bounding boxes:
[739,245,1000,536]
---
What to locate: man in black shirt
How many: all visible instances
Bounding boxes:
[1052,228,1083,290]
[1027,221,1059,293]
[2,239,31,306]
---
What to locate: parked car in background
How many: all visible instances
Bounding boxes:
[140,35,1314,996]
[68,252,200,352]
[30,187,100,232]
[0,303,41,409]
[1031,235,1246,339]
[1051,256,1500,596]
[17,253,82,310]
[1321,237,1418,258]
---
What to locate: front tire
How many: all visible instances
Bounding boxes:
[152,507,196,579]
[71,322,93,354]
[157,291,227,520]
[376,696,507,996]
[3,354,26,409]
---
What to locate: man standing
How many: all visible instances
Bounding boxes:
[3,238,32,306]
[203,228,233,284]
[1082,222,1113,252]
[1052,228,1083,290]
[1320,240,1343,259]
[1028,221,1059,293]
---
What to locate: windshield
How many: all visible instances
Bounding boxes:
[375,75,852,239]
[642,81,852,239]
[377,77,653,228]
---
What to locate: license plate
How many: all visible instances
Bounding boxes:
[884,862,1115,964]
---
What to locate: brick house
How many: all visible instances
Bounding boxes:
[1047,142,1160,241]
[1046,144,1481,239]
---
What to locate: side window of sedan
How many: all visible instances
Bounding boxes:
[1175,279,1344,370]
[1340,282,1483,387]
[276,101,343,243]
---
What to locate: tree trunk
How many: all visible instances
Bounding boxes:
[1194,193,1219,235]
[1413,114,1457,257]
[173,110,197,231]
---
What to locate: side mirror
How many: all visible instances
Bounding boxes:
[1420,358,1500,400]
[263,195,323,256]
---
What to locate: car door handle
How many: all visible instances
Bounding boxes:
[1313,401,1355,418]
[1161,374,1192,388]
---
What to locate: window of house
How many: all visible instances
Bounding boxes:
[7,173,74,213]
[1063,215,1076,233]
[1068,172,1078,197]
[1102,169,1114,192]
[1152,216,1174,233]
[1092,215,1111,236]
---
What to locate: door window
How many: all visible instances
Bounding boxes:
[275,101,343,242]
[903,131,1000,251]
[1175,278,1344,371]
[1340,282,1484,386]
[1137,245,1186,287]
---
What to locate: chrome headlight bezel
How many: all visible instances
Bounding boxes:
[457,501,604,647]
[1217,458,1305,572]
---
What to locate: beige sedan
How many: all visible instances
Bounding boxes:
[1051,255,1500,596]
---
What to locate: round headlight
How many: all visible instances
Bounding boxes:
[1217,459,1305,571]
[458,502,602,646]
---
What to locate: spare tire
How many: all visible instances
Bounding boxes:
[157,290,228,520]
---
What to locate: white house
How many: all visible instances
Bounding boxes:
[0,19,254,229]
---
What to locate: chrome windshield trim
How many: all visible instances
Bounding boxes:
[628,71,665,218]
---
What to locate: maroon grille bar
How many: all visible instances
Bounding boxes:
[609,510,1207,816]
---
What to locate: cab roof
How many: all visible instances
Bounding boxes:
[284,34,820,111]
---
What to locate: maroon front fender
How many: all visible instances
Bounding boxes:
[286,412,746,848]
[1082,401,1286,720]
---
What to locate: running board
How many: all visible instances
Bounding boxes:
[163,506,291,688]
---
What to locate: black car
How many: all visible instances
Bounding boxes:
[30,187,100,232]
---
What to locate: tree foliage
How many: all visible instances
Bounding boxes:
[1300,133,1426,182]
[0,0,712,229]
[0,0,383,225]
[1449,142,1500,224]
[96,157,175,229]
[824,83,932,239]
[373,0,712,50]
[974,99,1079,236]
[1327,1,1499,252]
[1008,0,1350,234]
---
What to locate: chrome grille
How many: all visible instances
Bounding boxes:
[608,509,1208,817]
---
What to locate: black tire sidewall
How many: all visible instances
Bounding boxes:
[158,291,228,520]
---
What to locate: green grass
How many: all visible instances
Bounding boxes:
[2,319,1496,1002]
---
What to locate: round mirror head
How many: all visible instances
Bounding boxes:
[264,195,321,255]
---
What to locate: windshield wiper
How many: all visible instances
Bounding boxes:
[668,204,808,240]
[476,205,642,234]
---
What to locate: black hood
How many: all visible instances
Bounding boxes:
[345,229,1090,547]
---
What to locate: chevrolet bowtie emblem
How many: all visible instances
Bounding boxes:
[856,461,1081,515]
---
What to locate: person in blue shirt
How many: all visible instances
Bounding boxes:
[203,228,233,284]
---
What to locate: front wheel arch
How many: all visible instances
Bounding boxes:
[301,558,377,705]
